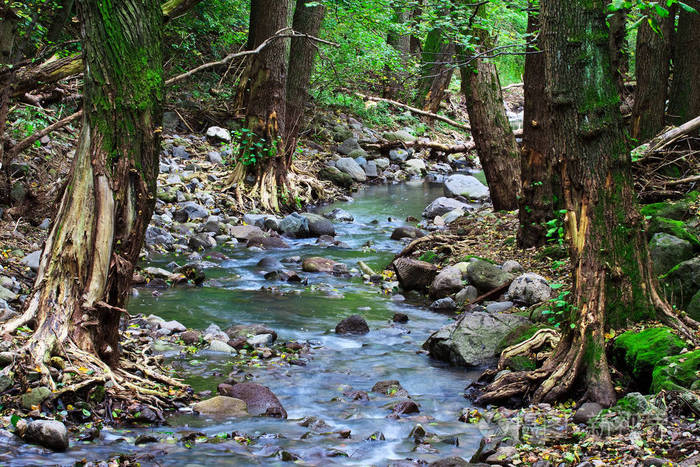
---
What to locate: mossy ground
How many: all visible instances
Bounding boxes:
[651,349,700,393]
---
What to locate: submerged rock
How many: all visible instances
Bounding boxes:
[302,256,347,274]
[218,382,287,418]
[390,226,425,241]
[335,315,370,335]
[423,312,531,367]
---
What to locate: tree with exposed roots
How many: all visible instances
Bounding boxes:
[480,0,699,407]
[0,0,186,407]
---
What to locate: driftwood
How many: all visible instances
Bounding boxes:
[644,114,700,154]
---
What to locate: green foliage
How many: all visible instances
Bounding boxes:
[231,127,280,167]
[540,284,576,328]
[313,90,395,128]
[418,250,439,263]
[545,210,568,246]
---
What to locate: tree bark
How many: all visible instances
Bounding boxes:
[480,0,697,407]
[459,6,521,211]
[46,0,75,44]
[415,28,455,113]
[607,8,628,98]
[2,0,163,376]
[286,0,325,142]
[668,0,700,126]
[518,3,558,248]
[631,13,674,142]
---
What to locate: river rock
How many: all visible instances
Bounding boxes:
[465,260,515,293]
[405,158,426,175]
[207,151,224,165]
[21,386,51,409]
[393,257,437,291]
[375,157,391,169]
[428,457,472,467]
[226,324,278,342]
[302,213,335,237]
[208,340,236,353]
[257,256,283,270]
[336,157,367,182]
[383,130,416,142]
[391,226,425,241]
[145,226,174,249]
[392,399,420,415]
[423,312,531,367]
[19,420,69,451]
[649,233,694,276]
[172,145,189,159]
[280,213,310,238]
[429,266,463,299]
[444,174,489,200]
[229,225,264,241]
[371,380,408,397]
[319,166,353,188]
[393,312,409,323]
[364,161,379,177]
[0,285,17,302]
[20,250,42,272]
[218,382,287,418]
[423,197,470,219]
[206,126,231,143]
[573,402,603,424]
[335,315,370,335]
[389,149,409,162]
[485,301,514,313]
[302,256,346,273]
[502,260,524,274]
[189,233,216,250]
[338,137,361,155]
[247,236,290,249]
[505,273,552,305]
[193,396,248,417]
[455,286,479,305]
[430,297,457,311]
[324,208,354,222]
[175,201,208,221]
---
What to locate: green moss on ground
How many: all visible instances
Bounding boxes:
[646,217,700,249]
[651,349,700,392]
[612,327,687,391]
[640,200,690,221]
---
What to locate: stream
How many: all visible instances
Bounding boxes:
[8,180,488,466]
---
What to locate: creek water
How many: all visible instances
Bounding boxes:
[9,180,489,466]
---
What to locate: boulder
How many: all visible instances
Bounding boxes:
[429,266,463,299]
[319,166,353,188]
[302,256,347,274]
[336,157,367,182]
[208,340,236,353]
[423,312,531,367]
[218,382,287,418]
[505,273,552,305]
[393,257,437,291]
[390,226,425,241]
[423,197,470,219]
[573,402,603,424]
[189,233,216,250]
[279,213,310,238]
[301,213,336,237]
[649,233,694,276]
[651,349,700,392]
[193,396,248,417]
[688,289,700,321]
[19,420,69,451]
[335,315,370,335]
[661,256,700,311]
[444,174,489,200]
[466,260,515,293]
[371,380,408,397]
[405,158,426,175]
[383,130,416,143]
[337,137,361,155]
[206,126,231,143]
[364,161,379,178]
[392,399,420,415]
[145,226,174,249]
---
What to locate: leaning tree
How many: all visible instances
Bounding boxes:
[480,0,698,407]
[0,0,184,403]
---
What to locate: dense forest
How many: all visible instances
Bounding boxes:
[0,0,699,465]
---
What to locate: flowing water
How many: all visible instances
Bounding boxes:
[9,180,489,466]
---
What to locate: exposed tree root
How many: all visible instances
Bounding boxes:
[496,328,560,370]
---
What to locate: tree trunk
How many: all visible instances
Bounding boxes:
[2,0,163,378]
[415,28,455,113]
[459,6,521,211]
[479,0,697,407]
[631,13,674,142]
[668,0,700,126]
[231,0,290,212]
[46,0,75,44]
[608,8,628,98]
[518,3,557,248]
[286,0,325,142]
[383,6,410,99]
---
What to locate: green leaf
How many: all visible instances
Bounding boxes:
[10,414,20,427]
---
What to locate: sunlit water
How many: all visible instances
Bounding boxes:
[10,180,490,466]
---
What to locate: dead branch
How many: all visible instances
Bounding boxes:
[8,110,82,157]
[639,115,700,156]
[664,174,700,186]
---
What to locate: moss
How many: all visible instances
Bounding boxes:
[460,255,496,264]
[651,349,700,393]
[646,217,700,249]
[640,200,691,221]
[507,355,537,371]
[612,327,687,391]
[496,323,553,354]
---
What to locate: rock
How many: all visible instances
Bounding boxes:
[38,218,51,230]
[573,402,603,424]
[247,333,274,346]
[335,315,370,335]
[375,157,391,169]
[646,216,700,248]
[649,233,694,276]
[20,420,69,451]
[485,301,514,313]
[225,324,278,342]
[333,124,353,142]
[301,213,335,237]
[0,285,17,302]
[193,396,248,417]
[323,208,354,222]
[501,260,524,274]
[428,457,471,467]
[405,158,426,175]
[247,236,290,249]
[302,257,346,274]
[279,213,310,238]
[423,197,470,219]
[651,349,700,392]
[207,151,224,165]
[371,380,408,397]
[392,399,420,415]
[466,260,515,293]
[393,257,437,291]
[218,382,287,418]
[21,386,51,409]
[423,312,531,367]
[429,266,463,299]
[364,161,379,177]
[430,297,457,312]
[206,126,231,143]
[208,340,236,353]
[389,149,409,162]
[505,273,552,305]
[336,157,367,182]
[201,216,221,233]
[161,320,186,334]
[172,145,189,159]
[20,250,42,272]
[145,226,175,249]
[189,233,216,250]
[391,226,425,241]
[688,289,700,321]
[175,201,208,221]
[455,286,479,305]
[319,166,353,188]
[337,137,361,155]
[180,330,201,345]
[229,224,265,241]
[203,323,229,342]
[485,446,518,465]
[444,174,490,200]
[383,130,416,143]
[443,208,465,224]
[257,256,283,270]
[392,312,409,323]
[661,256,700,312]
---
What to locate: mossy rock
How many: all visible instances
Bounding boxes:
[687,289,700,322]
[318,166,353,188]
[640,200,691,221]
[645,217,700,249]
[589,392,664,434]
[660,257,700,311]
[611,327,686,391]
[651,349,700,393]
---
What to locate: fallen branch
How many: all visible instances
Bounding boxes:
[8,110,82,157]
[663,174,700,186]
[464,283,510,307]
[353,92,472,132]
[635,115,700,157]
[502,82,523,91]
